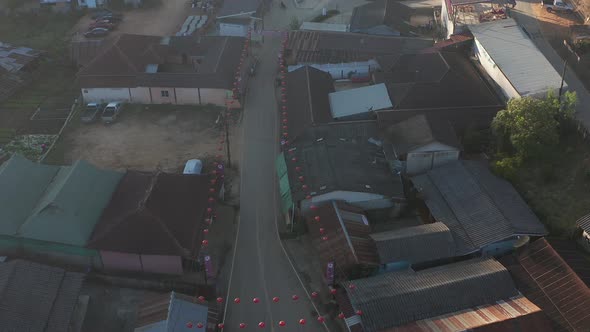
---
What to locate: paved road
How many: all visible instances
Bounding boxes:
[222,28,327,332]
[511,1,590,126]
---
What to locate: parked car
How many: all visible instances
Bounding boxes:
[96,13,123,23]
[81,103,105,123]
[92,10,123,21]
[84,28,110,38]
[183,159,203,174]
[541,0,574,13]
[101,102,123,124]
[89,20,116,30]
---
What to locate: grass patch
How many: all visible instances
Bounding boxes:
[310,10,340,23]
[508,134,590,236]
[0,10,81,127]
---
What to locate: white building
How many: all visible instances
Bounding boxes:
[469,19,566,100]
[384,114,461,175]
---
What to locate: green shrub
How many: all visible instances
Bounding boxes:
[492,156,522,182]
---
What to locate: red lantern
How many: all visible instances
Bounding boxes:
[273,296,280,302]
[186,322,193,328]
[196,322,204,329]
[317,316,325,323]
[239,323,247,329]
[208,197,215,203]
[217,147,223,151]
[278,321,286,327]
[253,297,260,304]
[258,322,266,328]
[299,319,306,325]
[201,240,209,246]
[349,284,356,290]
[218,323,225,329]
[314,216,321,222]
[206,207,212,213]
[203,229,209,234]
[306,195,312,199]
[295,166,302,172]
[197,296,205,302]
[209,188,215,193]
[210,179,217,185]
[291,157,297,162]
[281,98,287,103]
[338,313,345,319]
[319,228,325,234]
[282,119,288,124]
[234,298,241,304]
[302,184,309,191]
[311,291,318,298]
[282,81,287,86]
[330,288,337,295]
[292,294,299,301]
[322,236,328,241]
[281,87,286,92]
[217,297,223,303]
[298,176,304,182]
[282,111,288,116]
[283,132,288,137]
[356,310,363,316]
[310,205,317,210]
[282,106,287,110]
[282,126,288,130]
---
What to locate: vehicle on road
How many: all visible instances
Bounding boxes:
[183,159,203,174]
[84,28,110,38]
[92,10,123,21]
[101,102,123,124]
[81,103,105,123]
[89,21,116,30]
[542,0,574,13]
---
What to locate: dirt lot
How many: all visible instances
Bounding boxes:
[72,0,197,41]
[532,4,590,88]
[63,105,239,172]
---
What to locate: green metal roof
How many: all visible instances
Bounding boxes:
[0,155,124,246]
[0,155,59,235]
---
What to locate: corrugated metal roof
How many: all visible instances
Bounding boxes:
[0,42,41,73]
[576,213,590,233]
[548,239,590,287]
[135,291,215,332]
[343,258,519,331]
[389,295,552,332]
[370,222,456,264]
[469,18,564,97]
[500,239,590,332]
[329,83,393,118]
[0,259,84,332]
[300,22,349,32]
[17,160,124,246]
[384,114,461,155]
[411,160,546,253]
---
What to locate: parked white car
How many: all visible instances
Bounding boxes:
[101,102,123,124]
[183,159,203,174]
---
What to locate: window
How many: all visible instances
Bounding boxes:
[161,90,169,97]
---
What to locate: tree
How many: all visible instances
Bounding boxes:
[289,17,300,31]
[492,92,576,160]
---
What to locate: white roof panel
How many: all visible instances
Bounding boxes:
[300,22,349,32]
[469,18,564,97]
[329,83,393,118]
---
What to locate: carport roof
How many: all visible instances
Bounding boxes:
[88,171,217,256]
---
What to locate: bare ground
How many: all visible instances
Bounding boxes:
[63,106,241,172]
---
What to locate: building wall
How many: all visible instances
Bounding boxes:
[150,87,176,104]
[140,255,183,275]
[441,0,454,38]
[82,88,131,103]
[473,38,520,100]
[130,87,152,103]
[175,88,200,105]
[406,142,460,175]
[100,251,143,272]
[200,88,228,106]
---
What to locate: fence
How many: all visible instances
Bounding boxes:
[38,94,81,163]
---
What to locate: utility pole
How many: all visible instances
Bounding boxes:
[559,57,567,103]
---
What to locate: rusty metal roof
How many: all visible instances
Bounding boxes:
[388,295,552,332]
[500,239,590,332]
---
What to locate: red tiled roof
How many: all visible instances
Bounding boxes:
[500,239,590,332]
